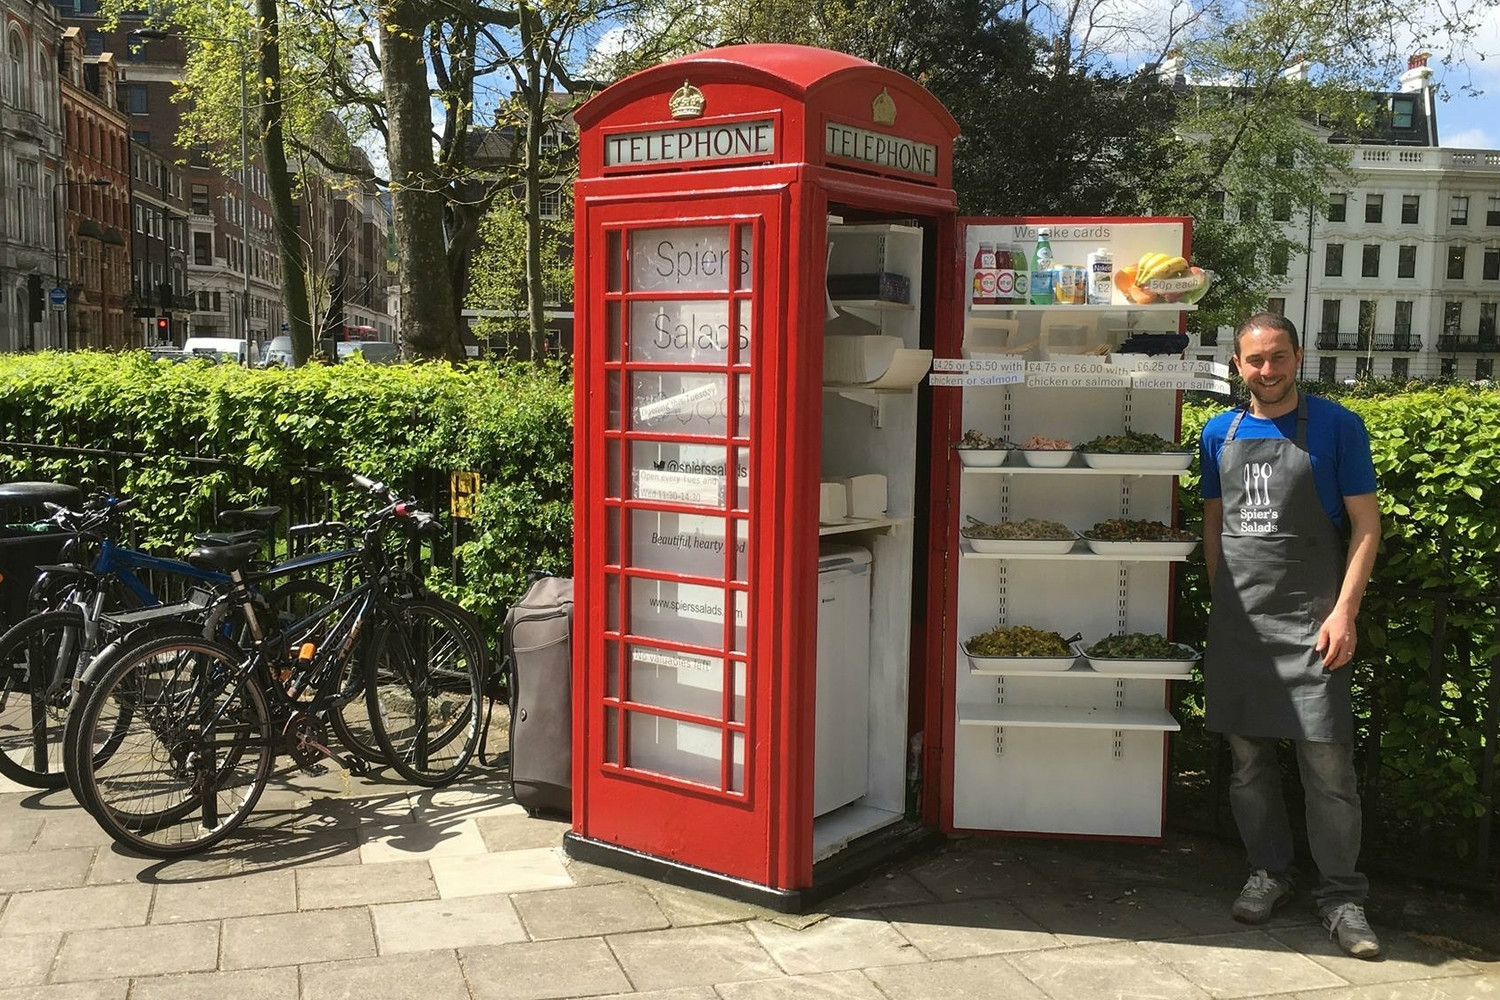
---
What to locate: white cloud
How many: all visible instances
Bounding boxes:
[1441,126,1498,150]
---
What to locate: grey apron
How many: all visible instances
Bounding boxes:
[1204,397,1351,741]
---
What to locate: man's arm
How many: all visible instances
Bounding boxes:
[1316,492,1380,669]
[1203,498,1223,589]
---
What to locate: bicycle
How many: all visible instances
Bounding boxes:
[0,495,347,789]
[66,475,485,856]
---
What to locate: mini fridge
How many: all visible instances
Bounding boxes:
[815,545,873,816]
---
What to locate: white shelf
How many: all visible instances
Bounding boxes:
[958,540,1189,562]
[970,303,1196,313]
[957,702,1181,731]
[967,661,1192,680]
[812,802,902,862]
[819,516,906,537]
[831,298,914,312]
[961,463,1188,477]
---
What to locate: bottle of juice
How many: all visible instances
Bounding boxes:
[971,242,997,305]
[995,243,1016,304]
[1085,248,1114,305]
[1012,242,1031,304]
[1030,228,1055,305]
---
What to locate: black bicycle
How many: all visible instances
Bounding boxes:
[65,476,485,856]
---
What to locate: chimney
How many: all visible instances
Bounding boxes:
[1283,52,1311,83]
[1399,51,1433,93]
[1157,50,1185,87]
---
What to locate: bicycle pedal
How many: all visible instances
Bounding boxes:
[299,761,329,777]
[341,754,369,777]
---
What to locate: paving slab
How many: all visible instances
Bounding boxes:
[29,811,116,851]
[429,848,573,898]
[461,936,632,1000]
[608,923,784,991]
[0,982,128,1000]
[863,952,1052,1000]
[371,892,528,955]
[0,816,42,852]
[715,969,888,1000]
[1137,930,1351,998]
[0,848,93,892]
[1289,985,1480,1000]
[511,882,671,941]
[825,873,937,913]
[359,817,489,864]
[0,932,61,986]
[476,812,571,852]
[128,966,300,1000]
[1268,924,1482,986]
[643,882,770,928]
[150,871,297,923]
[51,921,220,982]
[1006,940,1215,1000]
[1134,885,1319,936]
[295,858,437,909]
[85,847,235,886]
[880,897,1065,959]
[561,857,631,888]
[1433,979,1500,1000]
[406,785,516,817]
[0,883,152,935]
[586,990,717,1000]
[223,828,362,873]
[904,852,1052,901]
[221,907,376,970]
[302,949,471,1000]
[747,915,925,975]
[1010,888,1196,945]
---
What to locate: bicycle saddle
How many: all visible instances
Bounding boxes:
[0,481,82,506]
[217,506,283,530]
[185,540,261,571]
[194,529,265,547]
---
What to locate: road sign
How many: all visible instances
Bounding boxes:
[48,286,66,310]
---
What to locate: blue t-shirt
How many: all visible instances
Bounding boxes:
[1199,394,1376,527]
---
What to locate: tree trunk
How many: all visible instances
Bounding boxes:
[521,7,546,360]
[257,0,314,365]
[381,0,465,361]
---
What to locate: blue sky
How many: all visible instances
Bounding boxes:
[1431,14,1500,149]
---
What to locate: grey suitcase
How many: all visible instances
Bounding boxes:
[505,577,574,817]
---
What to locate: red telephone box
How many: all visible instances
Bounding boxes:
[567,43,1200,910]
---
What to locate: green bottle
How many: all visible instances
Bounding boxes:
[1030,228,1055,305]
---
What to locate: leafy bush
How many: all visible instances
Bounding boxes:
[0,351,574,623]
[1176,384,1500,872]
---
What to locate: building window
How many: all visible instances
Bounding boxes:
[5,31,25,109]
[1319,356,1338,381]
[1481,303,1497,344]
[1479,358,1495,380]
[1444,301,1463,335]
[193,232,212,265]
[1488,197,1500,226]
[1328,193,1346,222]
[191,184,210,215]
[1398,245,1417,278]
[1391,96,1416,129]
[1451,196,1469,226]
[1208,191,1225,220]
[1365,194,1384,224]
[1441,357,1456,378]
[1324,243,1344,277]
[124,85,148,115]
[1485,248,1500,280]
[1448,246,1466,280]
[1361,244,1380,277]
[1267,297,1286,316]
[131,130,151,147]
[1272,194,1292,222]
[84,30,105,55]
[1392,356,1409,377]
[1395,300,1413,340]
[1270,245,1290,276]
[1238,197,1257,221]
[1355,355,1372,377]
[1321,299,1341,333]
[539,187,563,220]
[1358,300,1377,343]
[1403,195,1420,224]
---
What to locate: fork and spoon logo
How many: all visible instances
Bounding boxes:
[1242,462,1274,506]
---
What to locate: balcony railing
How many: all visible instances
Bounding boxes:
[1369,334,1418,351]
[1316,332,1362,351]
[1436,334,1500,353]
[1319,332,1422,352]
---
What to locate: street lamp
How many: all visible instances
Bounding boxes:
[128,28,251,345]
[53,177,110,351]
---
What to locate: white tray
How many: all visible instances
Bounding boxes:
[1079,451,1194,471]
[1073,641,1200,676]
[961,531,1078,554]
[1019,449,1076,468]
[965,650,1079,673]
[1081,536,1198,557]
[956,448,1011,468]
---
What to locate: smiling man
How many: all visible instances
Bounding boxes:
[1199,312,1382,958]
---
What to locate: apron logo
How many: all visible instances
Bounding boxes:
[1240,461,1280,532]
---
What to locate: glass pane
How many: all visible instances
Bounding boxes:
[627,712,738,789]
[729,662,746,722]
[604,707,619,764]
[629,300,751,366]
[630,442,728,509]
[728,590,748,654]
[605,640,620,699]
[606,507,621,566]
[629,510,742,580]
[728,732,746,792]
[605,574,620,634]
[625,577,746,651]
[607,440,622,500]
[735,447,751,509]
[606,371,622,430]
[631,372,729,436]
[627,644,736,719]
[730,518,748,584]
[630,227,749,293]
[606,301,621,361]
[606,230,622,292]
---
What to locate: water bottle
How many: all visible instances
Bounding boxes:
[1030,228,1055,305]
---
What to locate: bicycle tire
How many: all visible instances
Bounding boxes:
[365,599,483,786]
[75,633,274,856]
[0,610,86,789]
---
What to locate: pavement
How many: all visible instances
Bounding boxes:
[1,750,1497,1000]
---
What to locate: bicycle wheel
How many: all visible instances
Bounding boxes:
[75,634,274,856]
[0,610,85,789]
[365,599,483,786]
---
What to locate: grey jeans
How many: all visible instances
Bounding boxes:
[1225,735,1368,912]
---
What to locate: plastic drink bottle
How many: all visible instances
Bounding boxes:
[1030,229,1055,304]
[1012,243,1031,303]
[972,242,997,305]
[995,243,1016,304]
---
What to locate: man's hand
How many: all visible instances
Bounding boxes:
[1316,606,1357,669]
[1318,493,1380,671]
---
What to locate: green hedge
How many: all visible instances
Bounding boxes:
[1177,383,1500,871]
[0,351,574,623]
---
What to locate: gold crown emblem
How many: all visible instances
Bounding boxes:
[669,80,705,120]
[872,88,897,126]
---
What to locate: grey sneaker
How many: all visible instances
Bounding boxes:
[1323,902,1381,958]
[1231,870,1294,923]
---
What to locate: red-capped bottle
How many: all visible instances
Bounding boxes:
[972,242,998,306]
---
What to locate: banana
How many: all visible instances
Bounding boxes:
[1140,255,1191,283]
[1136,252,1168,278]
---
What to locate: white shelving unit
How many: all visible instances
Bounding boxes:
[951,219,1195,839]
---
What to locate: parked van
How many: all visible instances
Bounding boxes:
[260,335,294,368]
[336,340,400,364]
[182,337,259,366]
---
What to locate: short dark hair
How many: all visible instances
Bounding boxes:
[1234,312,1301,355]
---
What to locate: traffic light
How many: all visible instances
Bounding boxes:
[154,316,170,342]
